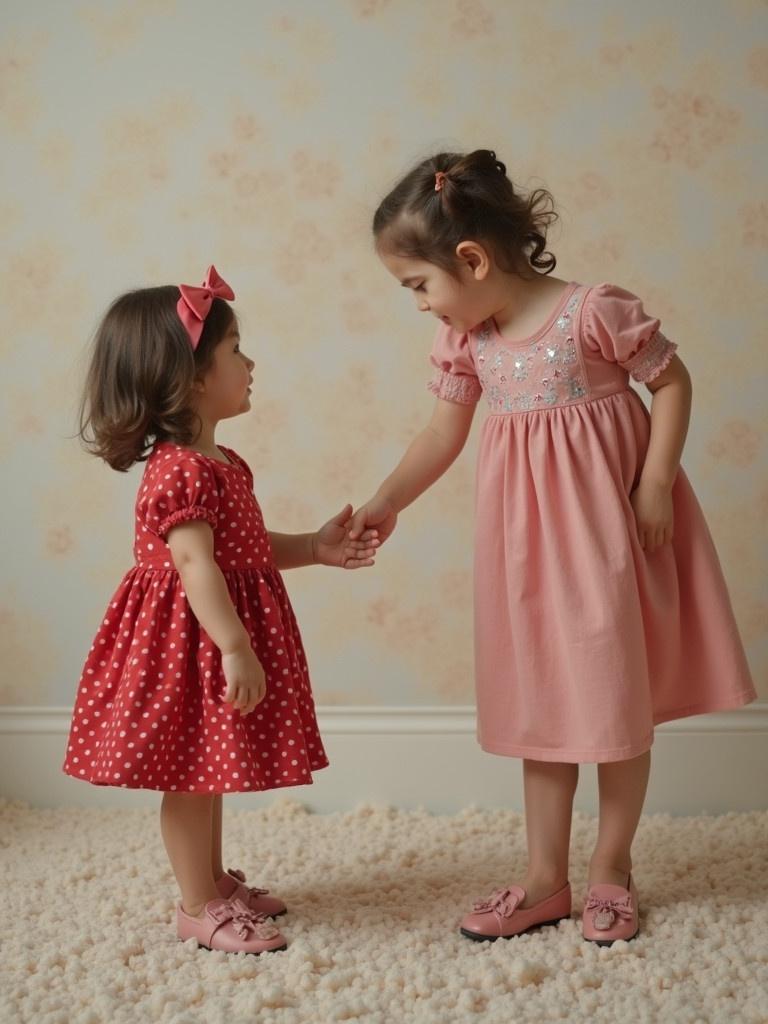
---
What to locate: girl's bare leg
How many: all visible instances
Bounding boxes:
[211,793,225,881]
[160,792,220,917]
[588,749,651,887]
[519,758,579,907]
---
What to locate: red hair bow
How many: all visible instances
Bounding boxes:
[177,265,235,349]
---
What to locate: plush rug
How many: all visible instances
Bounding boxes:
[1,799,767,1024]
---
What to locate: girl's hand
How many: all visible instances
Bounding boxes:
[631,479,674,553]
[348,495,398,546]
[313,504,380,568]
[222,642,266,715]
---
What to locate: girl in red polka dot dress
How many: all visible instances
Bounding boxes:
[62,266,378,954]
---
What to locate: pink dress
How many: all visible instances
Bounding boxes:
[429,282,756,763]
[62,442,328,792]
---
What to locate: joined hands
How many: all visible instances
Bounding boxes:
[347,495,398,549]
[313,503,383,569]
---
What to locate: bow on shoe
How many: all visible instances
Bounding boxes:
[177,264,235,349]
[585,894,634,931]
[228,868,269,897]
[209,898,279,940]
[473,887,523,919]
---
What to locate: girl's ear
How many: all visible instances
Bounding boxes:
[455,240,491,281]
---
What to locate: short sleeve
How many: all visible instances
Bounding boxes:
[583,283,677,384]
[139,455,220,540]
[427,323,482,404]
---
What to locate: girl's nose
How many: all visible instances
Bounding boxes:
[417,298,429,312]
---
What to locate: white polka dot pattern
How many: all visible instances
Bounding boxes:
[62,443,328,793]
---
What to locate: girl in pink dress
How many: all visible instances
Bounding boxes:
[63,266,378,955]
[349,150,756,946]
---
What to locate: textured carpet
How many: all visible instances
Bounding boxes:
[1,799,767,1024]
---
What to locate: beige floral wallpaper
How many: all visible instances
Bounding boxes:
[1,0,765,707]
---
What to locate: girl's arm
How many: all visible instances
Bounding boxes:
[167,521,265,715]
[349,397,477,540]
[632,354,692,552]
[640,355,692,487]
[268,531,315,570]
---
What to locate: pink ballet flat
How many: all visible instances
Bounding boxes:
[177,897,287,955]
[582,873,639,945]
[215,867,287,918]
[460,882,572,941]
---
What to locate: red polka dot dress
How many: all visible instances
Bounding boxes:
[62,442,329,793]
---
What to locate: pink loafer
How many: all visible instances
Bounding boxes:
[216,867,287,918]
[460,882,572,941]
[582,874,639,945]
[177,897,287,954]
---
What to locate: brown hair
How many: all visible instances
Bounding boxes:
[373,148,558,277]
[78,285,235,471]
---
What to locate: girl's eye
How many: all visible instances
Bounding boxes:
[415,283,425,292]
[234,344,240,352]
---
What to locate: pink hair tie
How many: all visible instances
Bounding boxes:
[434,171,447,192]
[177,264,235,350]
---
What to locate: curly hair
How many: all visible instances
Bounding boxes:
[373,148,558,277]
[78,285,235,471]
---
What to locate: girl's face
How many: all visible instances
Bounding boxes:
[379,248,492,333]
[197,320,255,422]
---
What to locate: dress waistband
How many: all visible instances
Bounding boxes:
[131,560,278,573]
[483,385,633,417]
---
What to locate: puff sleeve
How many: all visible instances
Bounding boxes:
[583,283,678,384]
[139,455,220,540]
[427,322,483,404]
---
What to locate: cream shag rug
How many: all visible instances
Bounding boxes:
[1,800,767,1024]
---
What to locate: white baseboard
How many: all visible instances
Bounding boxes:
[1,703,766,815]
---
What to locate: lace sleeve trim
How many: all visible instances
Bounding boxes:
[623,330,678,383]
[427,369,482,405]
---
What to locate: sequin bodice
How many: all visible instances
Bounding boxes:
[475,289,591,414]
[427,283,677,414]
